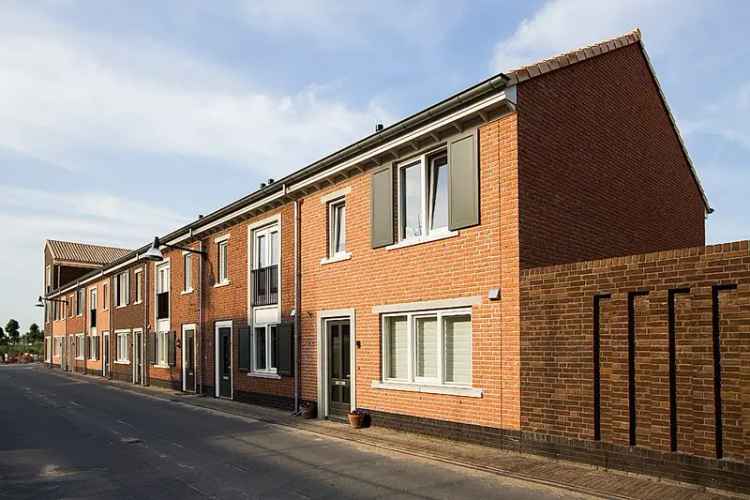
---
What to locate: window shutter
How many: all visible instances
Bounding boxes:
[238,325,250,371]
[168,331,176,366]
[275,322,295,377]
[448,132,479,230]
[370,164,394,248]
[149,332,157,364]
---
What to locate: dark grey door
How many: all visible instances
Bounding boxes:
[103,335,110,377]
[184,329,195,392]
[328,320,351,418]
[133,331,141,384]
[218,327,231,398]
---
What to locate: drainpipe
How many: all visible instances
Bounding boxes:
[198,239,203,396]
[108,276,113,379]
[293,198,302,412]
[143,256,148,386]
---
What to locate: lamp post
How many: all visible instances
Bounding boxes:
[144,236,207,261]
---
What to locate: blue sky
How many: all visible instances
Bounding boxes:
[1,0,748,332]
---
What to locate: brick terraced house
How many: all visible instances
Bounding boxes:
[41,30,750,492]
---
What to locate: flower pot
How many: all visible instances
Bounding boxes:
[301,404,316,419]
[348,412,365,429]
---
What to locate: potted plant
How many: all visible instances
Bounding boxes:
[301,401,316,419]
[348,409,367,429]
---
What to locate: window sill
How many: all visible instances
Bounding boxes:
[181,289,194,295]
[247,371,281,380]
[114,360,130,365]
[152,363,170,369]
[370,380,483,398]
[116,305,128,309]
[214,281,231,288]
[385,230,458,251]
[133,301,142,305]
[320,252,352,265]
[75,356,84,361]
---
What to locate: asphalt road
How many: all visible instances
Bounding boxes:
[0,365,587,499]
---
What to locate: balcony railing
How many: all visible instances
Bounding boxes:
[157,292,169,320]
[252,265,278,307]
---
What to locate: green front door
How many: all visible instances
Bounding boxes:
[328,320,351,418]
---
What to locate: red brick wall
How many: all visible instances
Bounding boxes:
[298,115,517,429]
[111,265,145,382]
[520,240,750,463]
[517,43,706,269]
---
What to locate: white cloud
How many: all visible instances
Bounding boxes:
[0,4,395,176]
[491,0,703,72]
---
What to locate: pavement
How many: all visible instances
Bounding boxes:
[0,364,742,500]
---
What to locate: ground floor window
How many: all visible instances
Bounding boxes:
[89,336,99,361]
[156,331,168,366]
[116,332,130,362]
[54,337,63,357]
[253,324,277,373]
[75,334,85,360]
[382,309,472,387]
[45,337,52,361]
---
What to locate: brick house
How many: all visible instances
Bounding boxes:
[41,30,749,489]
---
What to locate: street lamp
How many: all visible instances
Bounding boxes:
[144,236,207,262]
[35,296,69,308]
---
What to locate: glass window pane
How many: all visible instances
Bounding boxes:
[257,235,266,268]
[430,156,449,231]
[415,316,438,378]
[270,326,277,369]
[270,231,279,265]
[387,316,408,379]
[401,162,423,238]
[255,327,266,370]
[333,202,345,254]
[444,315,472,385]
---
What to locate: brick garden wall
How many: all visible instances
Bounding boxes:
[520,241,749,489]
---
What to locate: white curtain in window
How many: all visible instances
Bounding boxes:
[444,315,471,385]
[415,317,438,378]
[387,316,408,379]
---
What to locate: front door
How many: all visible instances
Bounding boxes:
[61,338,67,371]
[216,324,232,398]
[327,320,351,418]
[183,327,196,392]
[103,333,110,377]
[133,331,141,384]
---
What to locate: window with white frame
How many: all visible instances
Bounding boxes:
[103,284,109,310]
[54,337,62,357]
[218,240,229,284]
[68,295,74,317]
[134,269,143,303]
[115,271,129,307]
[183,253,192,292]
[116,331,129,362]
[382,309,472,387]
[398,151,449,241]
[76,288,84,316]
[46,265,52,292]
[251,224,279,306]
[75,334,85,359]
[156,262,170,320]
[328,198,347,258]
[156,331,169,366]
[45,337,52,361]
[253,324,277,373]
[89,335,98,360]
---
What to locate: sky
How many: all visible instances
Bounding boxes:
[1,0,748,333]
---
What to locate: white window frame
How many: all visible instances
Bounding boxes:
[134,268,143,304]
[76,288,84,316]
[381,308,472,389]
[252,224,279,271]
[46,265,52,291]
[103,283,109,310]
[115,330,130,364]
[328,197,347,259]
[89,287,97,313]
[89,333,98,361]
[116,271,129,307]
[75,333,85,360]
[182,252,193,293]
[395,149,454,244]
[251,323,277,375]
[217,239,229,285]
[45,337,52,361]
[155,331,169,367]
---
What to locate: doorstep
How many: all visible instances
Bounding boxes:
[46,367,742,500]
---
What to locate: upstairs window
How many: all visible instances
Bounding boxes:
[398,151,449,241]
[76,289,84,316]
[217,240,229,285]
[115,271,129,307]
[251,225,279,306]
[134,269,143,304]
[103,284,109,310]
[156,263,170,320]
[89,288,97,328]
[328,199,347,258]
[183,253,192,292]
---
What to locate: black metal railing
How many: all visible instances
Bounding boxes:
[157,292,169,319]
[252,265,278,306]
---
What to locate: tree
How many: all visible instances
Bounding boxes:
[0,326,5,346]
[26,323,43,344]
[5,320,20,345]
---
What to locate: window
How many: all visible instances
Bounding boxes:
[253,325,277,373]
[217,240,229,284]
[382,309,472,387]
[89,335,98,360]
[156,263,170,320]
[183,253,192,292]
[69,295,74,318]
[103,284,108,310]
[328,198,347,258]
[45,337,52,362]
[46,265,52,292]
[251,224,279,306]
[75,334,85,360]
[398,151,450,241]
[89,288,97,328]
[156,331,169,366]
[115,271,129,307]
[76,289,84,316]
[116,331,130,362]
[134,269,143,303]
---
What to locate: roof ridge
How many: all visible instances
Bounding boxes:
[46,239,133,252]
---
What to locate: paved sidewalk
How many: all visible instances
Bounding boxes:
[50,367,744,500]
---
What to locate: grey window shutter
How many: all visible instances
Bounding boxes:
[168,331,176,366]
[238,325,250,371]
[94,337,99,361]
[370,164,394,248]
[275,322,295,377]
[448,132,479,230]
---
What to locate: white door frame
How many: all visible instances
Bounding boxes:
[132,328,143,384]
[316,309,356,418]
[182,324,197,392]
[102,331,109,377]
[214,321,233,399]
